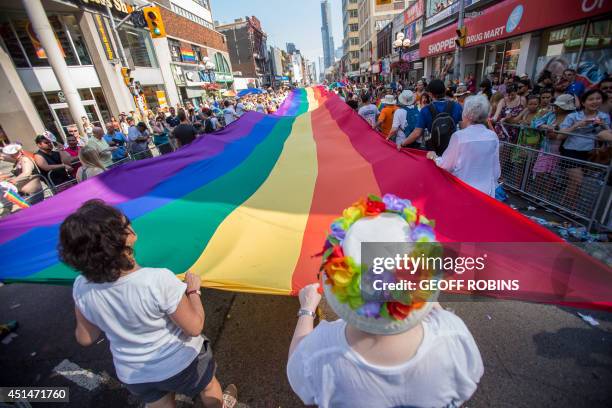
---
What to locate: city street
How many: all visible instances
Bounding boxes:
[1,283,611,407]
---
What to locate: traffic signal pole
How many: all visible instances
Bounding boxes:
[453,0,465,82]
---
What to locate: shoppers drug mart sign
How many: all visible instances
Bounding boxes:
[420,0,612,57]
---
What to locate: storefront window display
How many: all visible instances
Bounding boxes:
[141,85,166,112]
[535,19,610,89]
[118,27,158,68]
[0,14,92,68]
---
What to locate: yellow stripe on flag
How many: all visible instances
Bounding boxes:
[186,112,318,294]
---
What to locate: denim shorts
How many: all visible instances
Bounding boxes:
[125,337,215,403]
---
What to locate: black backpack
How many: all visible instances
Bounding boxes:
[426,101,456,156]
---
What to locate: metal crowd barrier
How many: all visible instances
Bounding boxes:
[497,122,611,232]
[2,142,178,216]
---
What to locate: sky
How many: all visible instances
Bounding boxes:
[210,0,343,66]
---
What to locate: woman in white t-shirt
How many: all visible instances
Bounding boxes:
[60,200,237,408]
[287,196,483,408]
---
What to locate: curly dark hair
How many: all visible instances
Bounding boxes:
[58,199,135,283]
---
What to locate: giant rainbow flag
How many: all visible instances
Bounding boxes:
[0,88,610,307]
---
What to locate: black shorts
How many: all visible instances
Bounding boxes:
[560,146,590,162]
[125,337,215,403]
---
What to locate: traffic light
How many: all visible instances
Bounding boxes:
[121,67,133,87]
[143,6,166,38]
[455,27,467,48]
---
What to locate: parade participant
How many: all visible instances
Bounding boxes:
[389,90,419,148]
[426,95,500,197]
[61,200,238,408]
[104,122,128,162]
[415,80,426,108]
[454,84,471,106]
[33,134,73,186]
[357,93,378,128]
[201,109,217,133]
[1,143,44,205]
[76,146,106,182]
[223,100,240,125]
[402,79,463,155]
[172,111,198,147]
[287,196,483,408]
[86,127,114,168]
[236,98,246,116]
[128,122,151,158]
[375,95,398,138]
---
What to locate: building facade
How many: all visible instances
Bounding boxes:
[418,0,611,88]
[357,0,407,82]
[342,0,360,79]
[216,16,270,88]
[320,0,335,69]
[157,0,233,109]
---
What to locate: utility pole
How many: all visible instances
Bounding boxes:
[453,0,465,82]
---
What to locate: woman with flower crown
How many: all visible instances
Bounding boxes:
[286,194,483,408]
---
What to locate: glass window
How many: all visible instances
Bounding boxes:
[62,15,91,65]
[44,91,63,104]
[168,39,182,63]
[192,45,202,63]
[78,88,93,100]
[11,18,51,67]
[47,16,78,65]
[578,19,611,86]
[0,21,29,67]
[501,39,521,77]
[118,27,157,68]
[535,23,585,84]
[141,85,164,111]
[92,87,111,123]
[29,93,61,143]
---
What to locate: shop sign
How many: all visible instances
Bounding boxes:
[77,0,133,16]
[404,19,423,45]
[420,0,612,58]
[94,14,114,60]
[371,62,381,74]
[215,73,234,82]
[401,49,420,63]
[156,90,168,109]
[425,0,481,27]
[404,0,424,26]
[413,61,423,70]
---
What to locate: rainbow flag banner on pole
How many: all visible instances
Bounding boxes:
[0,88,610,308]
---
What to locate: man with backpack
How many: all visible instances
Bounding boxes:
[401,79,463,155]
[388,90,420,149]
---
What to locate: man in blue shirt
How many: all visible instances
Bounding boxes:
[401,79,463,148]
[103,122,128,162]
[563,69,585,98]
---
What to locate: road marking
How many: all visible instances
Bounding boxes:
[53,359,105,391]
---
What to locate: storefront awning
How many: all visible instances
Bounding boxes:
[419,0,612,58]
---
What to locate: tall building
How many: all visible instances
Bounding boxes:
[0,0,231,151]
[357,0,407,82]
[342,0,360,78]
[216,16,271,87]
[320,0,335,68]
[286,42,297,54]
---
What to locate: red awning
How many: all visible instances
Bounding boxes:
[419,0,612,58]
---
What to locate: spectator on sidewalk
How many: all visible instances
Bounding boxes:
[76,146,106,182]
[2,143,44,205]
[87,127,114,168]
[64,134,82,177]
[104,122,128,163]
[33,135,73,187]
[60,200,238,408]
[128,122,151,158]
[426,95,500,197]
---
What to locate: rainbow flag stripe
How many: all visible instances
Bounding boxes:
[4,190,29,209]
[181,49,195,62]
[0,88,609,308]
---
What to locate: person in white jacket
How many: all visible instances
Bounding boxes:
[427,95,501,197]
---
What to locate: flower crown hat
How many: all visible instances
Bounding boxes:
[320,194,440,335]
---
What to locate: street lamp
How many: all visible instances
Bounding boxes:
[200,56,217,96]
[393,32,411,59]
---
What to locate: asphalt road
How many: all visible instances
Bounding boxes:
[0,282,611,408]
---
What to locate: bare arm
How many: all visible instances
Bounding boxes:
[34,154,70,173]
[402,127,423,147]
[74,306,101,346]
[289,283,321,358]
[492,99,506,122]
[170,272,204,337]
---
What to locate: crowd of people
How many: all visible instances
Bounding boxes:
[0,88,290,216]
[336,70,611,202]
